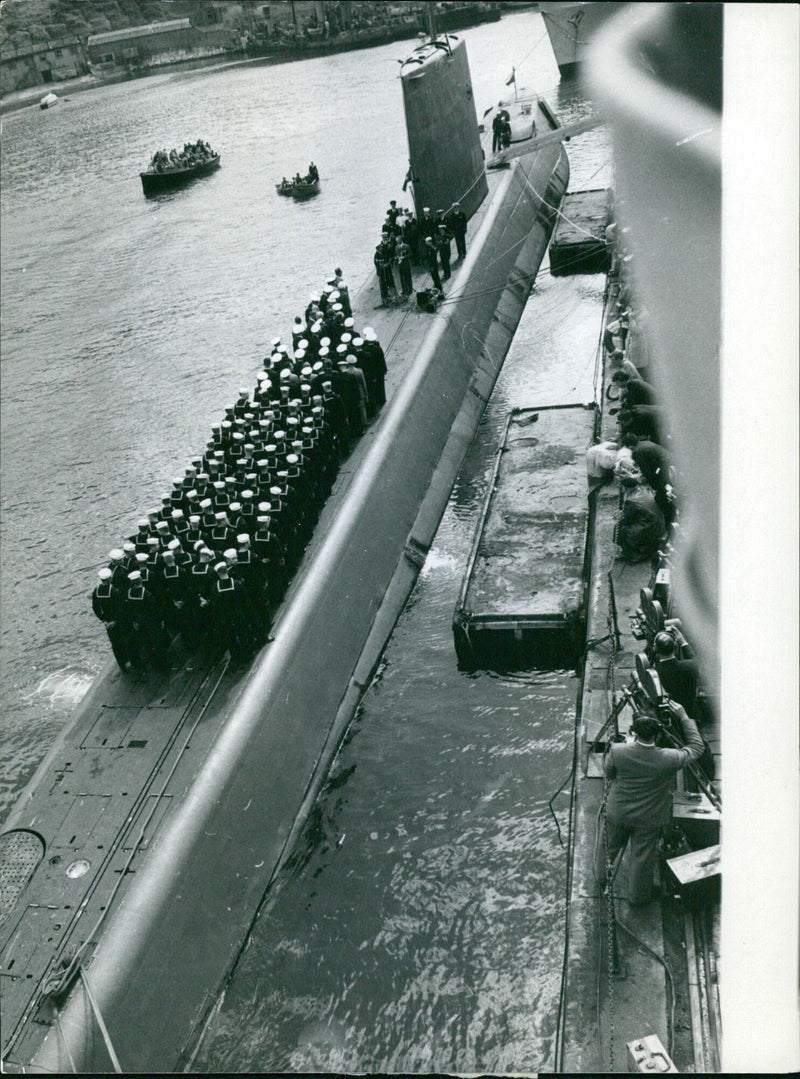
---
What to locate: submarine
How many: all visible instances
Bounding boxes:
[0,36,569,1073]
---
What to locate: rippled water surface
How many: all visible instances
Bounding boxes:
[1,9,610,1072]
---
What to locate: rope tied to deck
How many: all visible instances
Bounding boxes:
[79,966,123,1073]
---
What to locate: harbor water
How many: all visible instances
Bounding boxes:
[0,10,610,1072]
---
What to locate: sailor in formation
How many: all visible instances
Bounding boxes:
[92,278,388,671]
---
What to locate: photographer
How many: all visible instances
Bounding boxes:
[596,706,703,904]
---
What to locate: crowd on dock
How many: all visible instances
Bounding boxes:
[373,198,468,305]
[148,140,215,172]
[92,272,387,670]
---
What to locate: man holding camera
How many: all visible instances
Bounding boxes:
[597,706,704,904]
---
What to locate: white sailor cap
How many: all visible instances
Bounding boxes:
[274,430,286,441]
[189,515,201,525]
[352,337,364,347]
[123,541,136,554]
[344,317,354,327]
[147,537,160,548]
[287,416,299,425]
[286,453,299,465]
[256,515,270,524]
[214,562,228,574]
[137,518,149,529]
[272,336,281,346]
[424,207,431,213]
[229,502,241,513]
[199,547,214,562]
[162,493,172,504]
[223,548,238,562]
[214,511,227,522]
[363,327,377,341]
[186,489,198,501]
[128,570,141,582]
[322,380,333,390]
[167,539,181,550]
[98,568,113,581]
[109,549,124,562]
[270,485,283,496]
[197,473,209,483]
[332,303,343,312]
[171,509,184,519]
[162,547,175,561]
[280,368,292,380]
[136,552,149,563]
[340,333,352,344]
[241,489,254,500]
[238,387,249,398]
[258,502,272,513]
[336,343,347,354]
[200,498,213,510]
[213,480,225,490]
[237,534,250,545]
[339,281,348,290]
[232,431,244,441]
[185,466,196,477]
[156,520,170,532]
[346,354,358,365]
[300,383,311,395]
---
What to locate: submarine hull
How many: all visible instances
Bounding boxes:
[0,71,569,1074]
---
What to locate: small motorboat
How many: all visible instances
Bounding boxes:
[276,179,294,196]
[291,177,320,201]
[40,92,58,110]
[140,153,221,197]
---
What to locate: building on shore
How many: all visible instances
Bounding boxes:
[85,18,238,76]
[0,37,88,96]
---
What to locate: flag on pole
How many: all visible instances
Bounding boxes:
[505,67,516,86]
[402,167,414,192]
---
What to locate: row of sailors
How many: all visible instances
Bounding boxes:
[94,311,388,667]
[94,535,278,669]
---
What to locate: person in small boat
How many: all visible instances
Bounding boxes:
[294,173,303,186]
[307,162,319,182]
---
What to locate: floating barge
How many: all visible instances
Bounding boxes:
[453,403,598,670]
[549,187,612,276]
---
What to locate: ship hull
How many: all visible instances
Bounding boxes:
[539,2,623,76]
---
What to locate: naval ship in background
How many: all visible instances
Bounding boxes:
[539,1,624,76]
[0,28,571,1073]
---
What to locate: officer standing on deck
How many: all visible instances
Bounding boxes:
[423,236,442,292]
[595,708,703,904]
[446,202,468,261]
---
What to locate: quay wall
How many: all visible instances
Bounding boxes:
[27,146,570,1072]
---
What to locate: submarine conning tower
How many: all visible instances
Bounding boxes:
[400,37,489,219]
